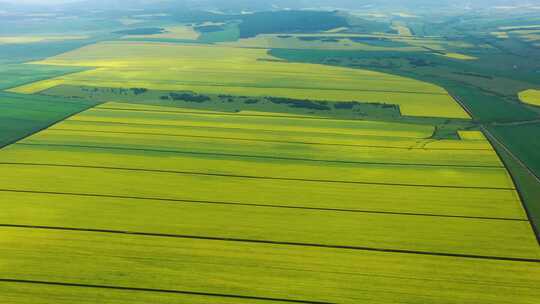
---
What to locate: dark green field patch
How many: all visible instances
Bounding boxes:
[489,123,540,177]
[197,23,240,43]
[238,11,348,38]
[0,64,87,90]
[0,92,98,147]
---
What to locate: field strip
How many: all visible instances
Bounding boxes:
[96,106,334,120]
[0,103,100,151]
[0,162,512,190]
[1,224,539,263]
[482,126,540,244]
[49,128,493,151]
[51,78,450,96]
[14,143,505,170]
[3,228,538,303]
[76,108,435,139]
[63,119,439,141]
[0,279,330,304]
[0,189,525,221]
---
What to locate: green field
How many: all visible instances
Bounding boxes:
[9,41,469,119]
[0,64,86,90]
[0,92,97,147]
[1,5,540,303]
[0,102,538,303]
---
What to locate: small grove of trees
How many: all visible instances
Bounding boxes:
[162,92,211,103]
[266,97,331,110]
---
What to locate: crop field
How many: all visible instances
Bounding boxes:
[0,92,97,147]
[221,34,426,51]
[1,4,539,303]
[0,64,86,90]
[9,41,470,119]
[392,22,413,36]
[221,33,465,53]
[519,89,540,106]
[0,102,539,303]
[0,35,88,44]
[435,52,478,60]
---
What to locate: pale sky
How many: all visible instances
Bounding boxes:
[2,0,79,4]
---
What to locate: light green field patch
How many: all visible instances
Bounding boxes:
[9,41,470,118]
[324,27,348,33]
[499,25,540,30]
[391,12,419,18]
[222,33,433,51]
[518,89,540,106]
[491,31,510,39]
[0,35,88,44]
[0,281,277,304]
[435,52,478,60]
[392,21,413,36]
[117,18,144,26]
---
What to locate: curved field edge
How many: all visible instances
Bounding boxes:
[0,92,99,148]
[484,127,540,242]
[519,89,540,107]
[6,42,470,119]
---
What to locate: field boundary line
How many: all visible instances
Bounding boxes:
[49,128,494,151]
[482,127,540,183]
[0,99,102,151]
[2,224,539,263]
[14,142,506,170]
[67,79,450,95]
[96,106,340,121]
[482,126,540,244]
[449,94,475,120]
[0,189,525,222]
[64,118,466,142]
[0,162,514,190]
[0,279,332,304]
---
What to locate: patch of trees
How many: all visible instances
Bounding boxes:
[130,88,148,95]
[266,97,331,110]
[166,92,211,103]
[452,72,493,79]
[238,11,348,38]
[408,57,435,67]
[334,101,397,110]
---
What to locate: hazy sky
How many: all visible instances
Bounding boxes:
[2,0,78,4]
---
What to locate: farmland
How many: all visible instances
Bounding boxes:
[0,92,97,147]
[1,3,540,303]
[0,102,539,303]
[519,89,540,106]
[9,42,469,119]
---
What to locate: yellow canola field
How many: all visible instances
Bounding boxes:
[1,103,538,303]
[459,130,487,140]
[436,52,478,60]
[10,41,470,118]
[518,89,540,106]
[0,35,88,44]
